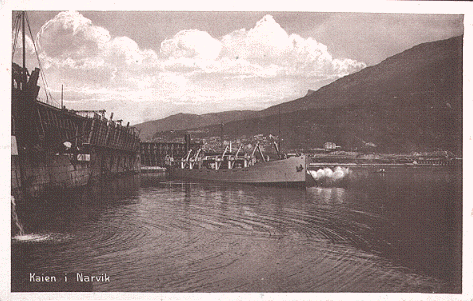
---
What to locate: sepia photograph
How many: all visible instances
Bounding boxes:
[5,1,471,300]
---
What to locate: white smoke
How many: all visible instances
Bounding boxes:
[308,166,351,186]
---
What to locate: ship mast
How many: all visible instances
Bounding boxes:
[22,11,26,89]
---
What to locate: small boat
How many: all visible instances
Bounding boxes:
[167,142,308,187]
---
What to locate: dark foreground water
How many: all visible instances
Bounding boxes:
[12,166,462,293]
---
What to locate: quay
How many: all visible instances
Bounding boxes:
[140,136,201,170]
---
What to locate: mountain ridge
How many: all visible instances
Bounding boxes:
[135,35,462,154]
[135,110,257,141]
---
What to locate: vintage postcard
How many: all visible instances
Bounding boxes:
[3,1,471,300]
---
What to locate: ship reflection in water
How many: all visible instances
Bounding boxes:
[12,166,461,293]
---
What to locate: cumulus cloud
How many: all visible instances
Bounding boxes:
[12,31,35,54]
[37,11,365,81]
[38,11,110,60]
[218,15,366,77]
[221,15,291,61]
[160,29,222,60]
[158,14,366,78]
[33,11,366,123]
[37,10,158,71]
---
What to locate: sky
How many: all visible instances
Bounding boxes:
[12,10,464,125]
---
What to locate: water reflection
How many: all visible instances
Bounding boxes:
[306,187,346,205]
[12,167,461,293]
[13,175,141,236]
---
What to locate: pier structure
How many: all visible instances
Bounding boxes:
[11,98,141,198]
[140,139,202,167]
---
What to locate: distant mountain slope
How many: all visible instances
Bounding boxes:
[259,35,462,117]
[140,36,463,154]
[135,110,257,141]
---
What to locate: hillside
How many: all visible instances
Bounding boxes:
[259,35,462,117]
[134,110,257,141]
[142,36,463,154]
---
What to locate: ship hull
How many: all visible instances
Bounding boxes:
[169,155,307,186]
[12,137,140,199]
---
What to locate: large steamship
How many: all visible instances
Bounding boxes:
[11,12,141,200]
[168,135,308,187]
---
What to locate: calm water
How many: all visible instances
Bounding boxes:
[12,165,462,293]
